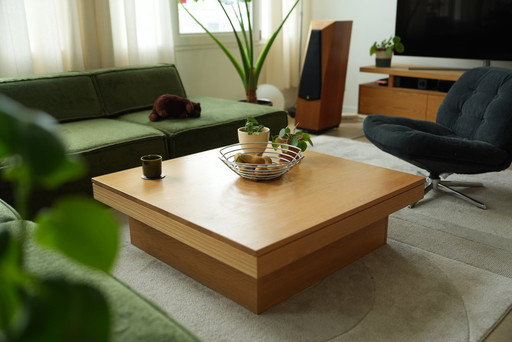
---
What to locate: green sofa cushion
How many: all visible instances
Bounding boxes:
[93,64,187,116]
[0,73,103,122]
[1,219,198,342]
[1,118,169,216]
[117,96,289,157]
[58,118,169,177]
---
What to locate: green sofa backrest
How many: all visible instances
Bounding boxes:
[0,73,103,122]
[0,64,187,122]
[93,64,187,116]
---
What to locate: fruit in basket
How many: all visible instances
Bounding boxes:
[234,153,266,164]
[234,153,255,172]
[233,152,288,178]
[267,163,286,170]
[220,142,299,181]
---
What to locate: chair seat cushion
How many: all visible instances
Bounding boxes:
[363,115,510,173]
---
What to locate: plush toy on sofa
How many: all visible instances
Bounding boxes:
[149,94,201,122]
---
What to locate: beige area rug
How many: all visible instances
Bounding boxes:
[113,135,512,342]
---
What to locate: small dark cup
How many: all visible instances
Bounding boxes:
[141,155,162,179]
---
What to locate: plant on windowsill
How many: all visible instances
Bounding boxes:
[178,0,300,104]
[369,35,405,67]
[0,94,119,340]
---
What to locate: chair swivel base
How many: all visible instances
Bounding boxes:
[410,177,487,210]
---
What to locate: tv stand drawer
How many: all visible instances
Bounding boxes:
[358,65,463,121]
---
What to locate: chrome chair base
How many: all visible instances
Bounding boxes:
[409,175,487,210]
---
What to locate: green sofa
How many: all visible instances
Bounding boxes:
[0,198,199,341]
[0,63,288,213]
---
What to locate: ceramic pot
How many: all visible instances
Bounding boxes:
[237,127,270,154]
[277,138,302,162]
[375,49,392,67]
[239,99,273,106]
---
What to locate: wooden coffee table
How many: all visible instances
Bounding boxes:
[92,149,424,313]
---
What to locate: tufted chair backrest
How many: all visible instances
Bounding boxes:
[436,67,512,151]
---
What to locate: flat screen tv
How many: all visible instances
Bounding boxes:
[395,0,512,62]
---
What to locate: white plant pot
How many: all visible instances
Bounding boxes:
[237,127,270,154]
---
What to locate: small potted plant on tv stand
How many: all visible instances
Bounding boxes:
[370,35,405,67]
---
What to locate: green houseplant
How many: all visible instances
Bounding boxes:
[0,95,119,341]
[178,0,300,103]
[369,35,405,67]
[240,116,264,135]
[238,116,270,153]
[272,124,313,152]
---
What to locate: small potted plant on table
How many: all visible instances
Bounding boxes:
[238,116,270,153]
[272,125,313,161]
[370,35,405,67]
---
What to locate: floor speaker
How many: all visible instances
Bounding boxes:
[296,21,352,133]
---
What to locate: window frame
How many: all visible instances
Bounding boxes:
[171,0,263,48]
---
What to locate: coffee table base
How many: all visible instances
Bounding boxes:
[129,217,387,314]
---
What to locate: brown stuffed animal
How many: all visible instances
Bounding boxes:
[149,94,201,122]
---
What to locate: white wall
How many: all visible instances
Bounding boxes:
[175,45,247,100]
[309,0,512,113]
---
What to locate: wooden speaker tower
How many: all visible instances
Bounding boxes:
[295,21,352,133]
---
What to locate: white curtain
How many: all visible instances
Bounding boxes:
[1,0,298,82]
[0,0,86,76]
[0,0,175,78]
[108,0,174,66]
[260,0,303,89]
[0,0,33,76]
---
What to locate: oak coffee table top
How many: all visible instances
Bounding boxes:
[92,148,424,313]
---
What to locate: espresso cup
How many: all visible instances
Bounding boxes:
[141,154,162,179]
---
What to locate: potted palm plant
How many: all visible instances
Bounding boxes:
[178,0,300,103]
[369,35,405,67]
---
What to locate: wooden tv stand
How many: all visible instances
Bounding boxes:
[358,64,465,121]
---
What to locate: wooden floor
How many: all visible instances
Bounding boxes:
[289,113,370,143]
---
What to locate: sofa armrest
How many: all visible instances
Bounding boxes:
[0,198,21,223]
[8,220,199,342]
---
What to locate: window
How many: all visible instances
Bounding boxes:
[178,0,252,34]
[173,0,261,47]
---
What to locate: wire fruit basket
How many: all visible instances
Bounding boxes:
[219,142,303,181]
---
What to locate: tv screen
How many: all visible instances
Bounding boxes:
[395,0,512,62]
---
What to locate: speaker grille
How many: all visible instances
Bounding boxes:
[298,29,322,101]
